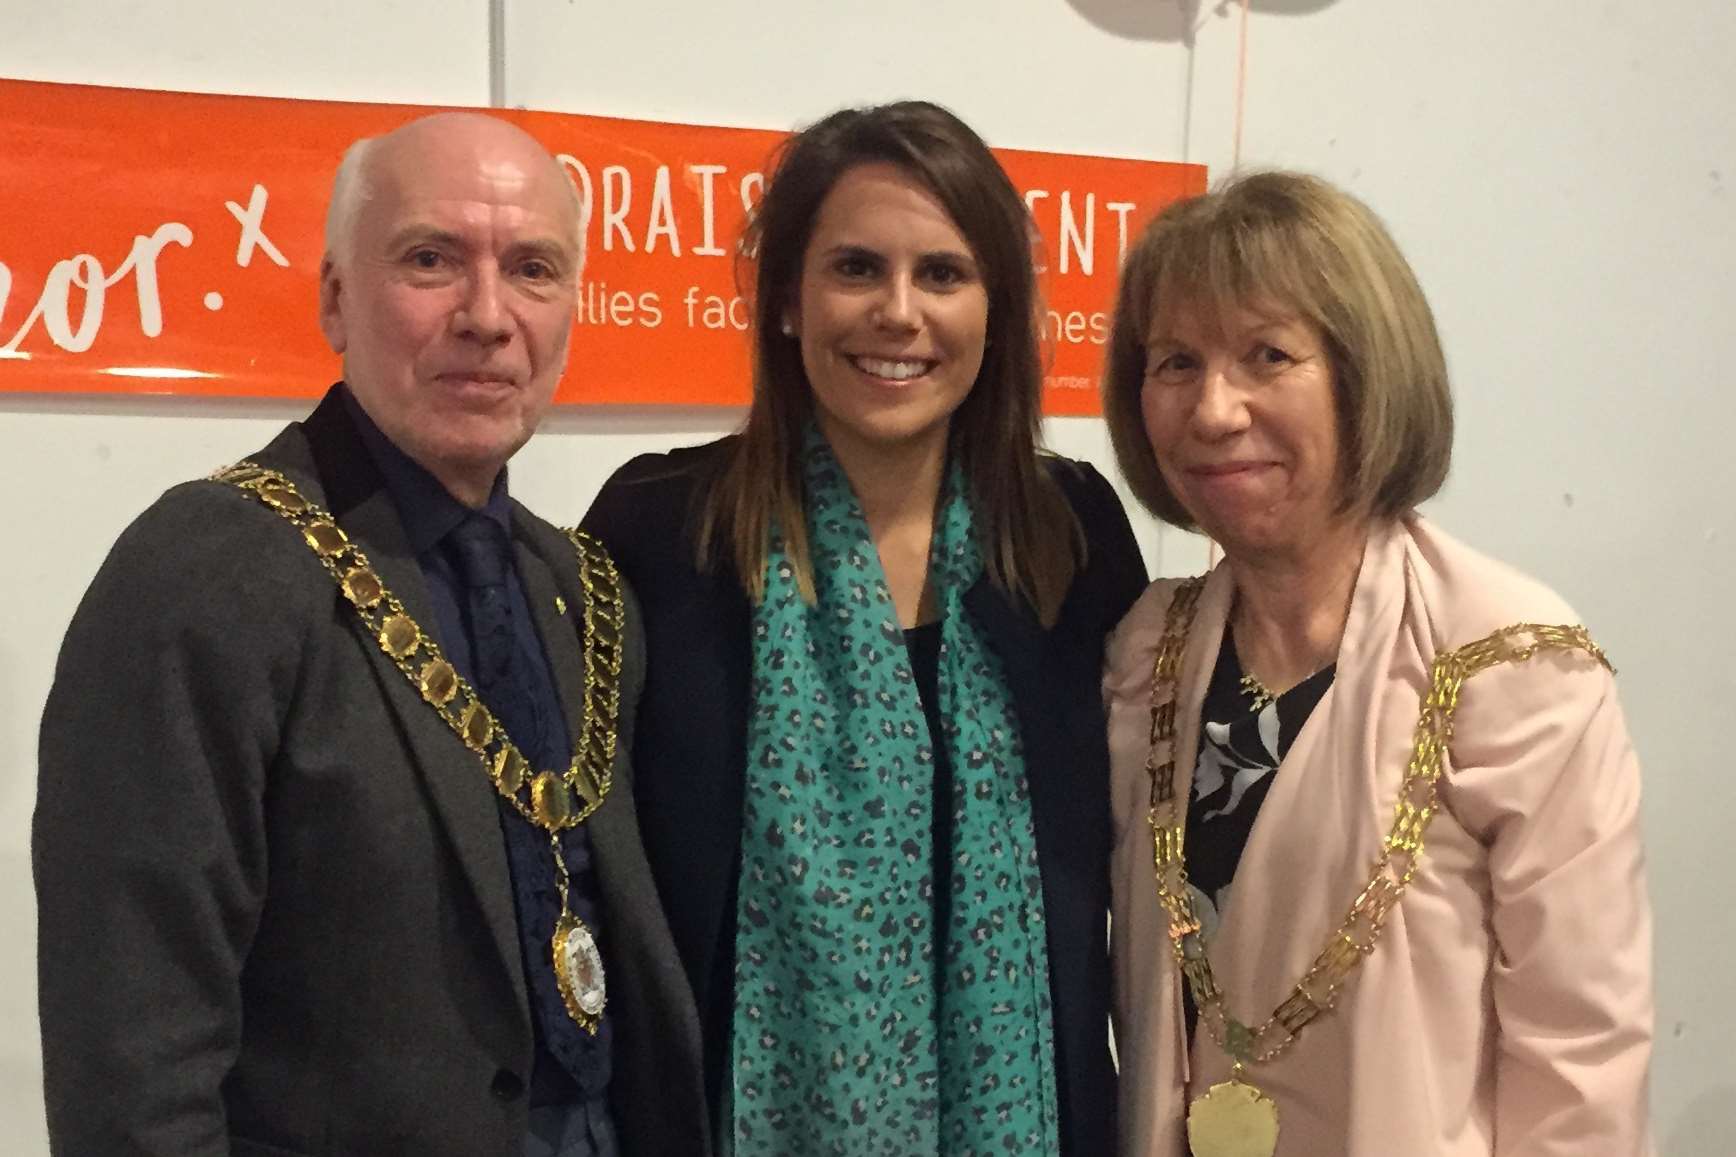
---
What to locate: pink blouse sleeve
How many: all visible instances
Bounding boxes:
[1444,651,1654,1156]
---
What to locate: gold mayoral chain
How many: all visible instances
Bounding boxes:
[213,461,624,1034]
[1145,577,1611,1157]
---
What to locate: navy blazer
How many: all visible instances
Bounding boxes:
[583,437,1146,1156]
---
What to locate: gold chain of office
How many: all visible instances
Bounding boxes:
[211,461,624,1030]
[1144,577,1611,1155]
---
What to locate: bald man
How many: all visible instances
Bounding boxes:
[34,113,708,1157]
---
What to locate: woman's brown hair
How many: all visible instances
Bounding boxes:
[699,100,1081,624]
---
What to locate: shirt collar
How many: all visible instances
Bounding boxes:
[338,383,514,556]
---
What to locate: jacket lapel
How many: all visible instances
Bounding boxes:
[962,580,1081,903]
[511,516,589,773]
[508,513,643,898]
[1208,525,1400,1034]
[658,558,752,1031]
[963,581,1047,710]
[280,390,529,1023]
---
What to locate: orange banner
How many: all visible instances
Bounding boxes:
[0,80,1204,414]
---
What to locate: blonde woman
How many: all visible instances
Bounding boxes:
[1101,171,1652,1156]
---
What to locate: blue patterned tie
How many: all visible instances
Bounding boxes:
[447,513,543,756]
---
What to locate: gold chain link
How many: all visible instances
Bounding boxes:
[1144,577,1611,1066]
[211,461,623,834]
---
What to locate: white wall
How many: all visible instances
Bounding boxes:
[3,1,1729,1153]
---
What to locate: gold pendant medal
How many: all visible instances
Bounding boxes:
[552,911,607,1034]
[1187,1076,1279,1157]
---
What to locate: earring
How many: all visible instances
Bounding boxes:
[780,319,796,337]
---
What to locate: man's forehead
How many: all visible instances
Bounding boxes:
[364,168,577,245]
[385,192,563,225]
[371,117,569,203]
[374,153,565,210]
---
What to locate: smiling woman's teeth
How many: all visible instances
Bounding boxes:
[852,356,930,381]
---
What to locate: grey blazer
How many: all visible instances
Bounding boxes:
[34,390,708,1157]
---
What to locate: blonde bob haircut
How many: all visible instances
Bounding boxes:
[1103,170,1452,529]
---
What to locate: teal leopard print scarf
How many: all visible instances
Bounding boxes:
[728,428,1060,1156]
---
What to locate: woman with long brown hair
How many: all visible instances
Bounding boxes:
[583,101,1144,1155]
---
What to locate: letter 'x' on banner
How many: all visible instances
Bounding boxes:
[225,185,288,269]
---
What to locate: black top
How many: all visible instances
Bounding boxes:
[1183,627,1334,1037]
[904,620,953,957]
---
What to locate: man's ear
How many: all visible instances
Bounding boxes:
[318,256,347,354]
